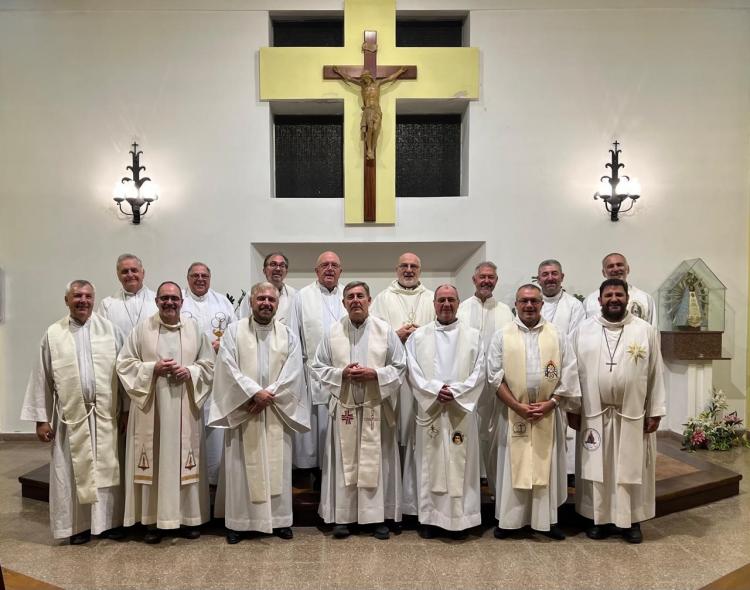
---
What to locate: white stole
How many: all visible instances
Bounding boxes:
[47,313,119,504]
[328,318,391,489]
[502,322,560,489]
[414,322,476,498]
[131,316,201,486]
[237,318,288,502]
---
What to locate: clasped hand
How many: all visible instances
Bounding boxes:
[247,390,275,414]
[437,385,454,404]
[515,400,554,423]
[343,363,377,383]
[154,358,190,383]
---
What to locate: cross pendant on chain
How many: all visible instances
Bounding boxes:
[606,361,617,372]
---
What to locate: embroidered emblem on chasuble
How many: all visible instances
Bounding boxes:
[501,322,561,490]
[630,301,645,319]
[583,428,601,451]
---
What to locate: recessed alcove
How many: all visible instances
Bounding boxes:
[248,241,485,297]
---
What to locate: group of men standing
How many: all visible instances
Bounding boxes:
[22,249,665,548]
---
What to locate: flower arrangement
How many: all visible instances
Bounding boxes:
[682,388,748,451]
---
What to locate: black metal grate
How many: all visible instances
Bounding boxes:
[272,20,344,47]
[274,115,343,198]
[396,114,461,198]
[396,20,464,47]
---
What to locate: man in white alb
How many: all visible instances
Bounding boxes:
[117,281,214,543]
[98,253,157,336]
[537,258,586,479]
[180,261,236,487]
[22,280,125,544]
[405,285,485,539]
[583,253,656,326]
[288,251,346,473]
[456,261,513,485]
[570,278,666,544]
[488,284,580,540]
[239,252,297,326]
[312,281,406,540]
[209,282,308,543]
[370,252,434,517]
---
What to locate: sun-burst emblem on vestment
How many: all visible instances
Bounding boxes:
[626,343,647,364]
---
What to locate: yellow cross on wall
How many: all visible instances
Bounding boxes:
[259,0,480,225]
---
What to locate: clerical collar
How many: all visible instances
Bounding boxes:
[186,289,209,303]
[542,291,563,304]
[316,282,339,295]
[389,280,425,296]
[436,318,459,331]
[156,315,182,330]
[596,312,633,330]
[513,316,545,332]
[121,286,146,299]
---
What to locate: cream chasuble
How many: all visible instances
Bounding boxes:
[312,315,405,525]
[181,287,237,486]
[208,318,308,533]
[21,313,124,539]
[288,282,346,468]
[573,314,666,528]
[98,286,157,336]
[405,320,485,531]
[118,314,214,529]
[584,284,657,327]
[487,318,580,531]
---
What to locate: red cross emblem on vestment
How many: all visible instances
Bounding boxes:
[341,409,354,425]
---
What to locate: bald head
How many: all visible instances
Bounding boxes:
[315,251,342,291]
[397,252,422,289]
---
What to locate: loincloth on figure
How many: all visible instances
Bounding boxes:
[360,105,382,137]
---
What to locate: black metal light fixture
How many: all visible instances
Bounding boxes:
[113,142,159,224]
[593,141,641,222]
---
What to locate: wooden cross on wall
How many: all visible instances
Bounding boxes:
[323,31,416,222]
[259,0,480,224]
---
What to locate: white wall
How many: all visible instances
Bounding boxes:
[1,1,749,432]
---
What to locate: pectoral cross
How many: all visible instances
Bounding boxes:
[368,409,376,430]
[606,360,617,372]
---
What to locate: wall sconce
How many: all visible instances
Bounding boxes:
[113,142,159,224]
[593,141,641,222]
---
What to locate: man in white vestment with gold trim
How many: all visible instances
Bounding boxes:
[370,252,434,518]
[209,281,308,544]
[312,281,406,540]
[405,285,485,539]
[98,253,157,336]
[239,252,297,326]
[456,260,513,487]
[22,280,125,544]
[288,251,346,474]
[180,261,236,488]
[570,278,666,544]
[117,281,214,544]
[583,253,657,327]
[488,284,580,541]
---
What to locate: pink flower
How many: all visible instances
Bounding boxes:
[691,430,707,446]
[724,412,742,426]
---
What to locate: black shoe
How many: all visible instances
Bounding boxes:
[99,527,125,540]
[418,525,438,539]
[372,524,390,540]
[622,523,643,544]
[144,528,161,544]
[183,526,201,540]
[69,531,91,545]
[388,520,403,536]
[538,524,565,541]
[333,524,350,539]
[450,529,468,541]
[226,529,242,545]
[274,527,294,540]
[586,524,613,540]
[493,526,511,539]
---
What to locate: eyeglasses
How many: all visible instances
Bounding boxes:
[266,261,288,269]
[516,298,543,305]
[158,295,182,302]
[189,273,210,279]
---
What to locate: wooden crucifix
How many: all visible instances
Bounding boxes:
[324,31,416,222]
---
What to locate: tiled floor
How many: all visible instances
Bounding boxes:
[1,440,748,590]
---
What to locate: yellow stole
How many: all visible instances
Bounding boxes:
[329,317,392,489]
[414,322,477,498]
[47,313,119,504]
[502,321,560,489]
[132,316,201,486]
[236,318,288,502]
